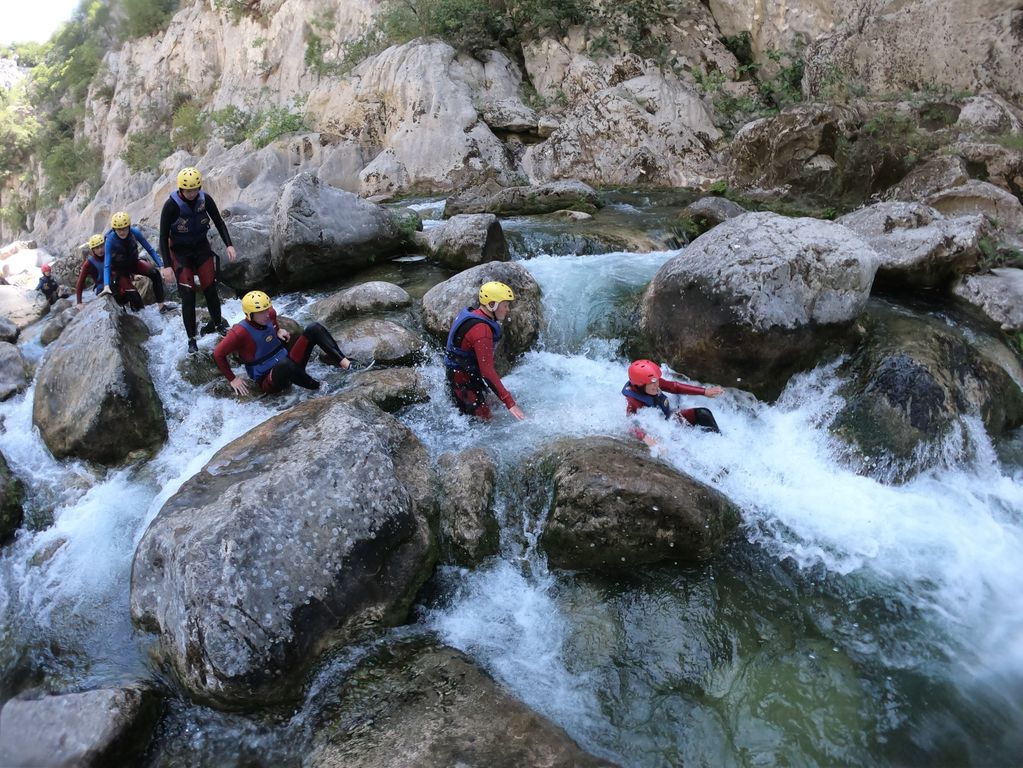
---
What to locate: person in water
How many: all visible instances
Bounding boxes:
[159,167,237,354]
[444,280,526,421]
[35,263,69,304]
[99,211,171,312]
[623,359,723,445]
[74,234,106,307]
[213,290,352,396]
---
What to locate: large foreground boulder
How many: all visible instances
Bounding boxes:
[270,173,409,289]
[0,686,162,768]
[832,300,1023,483]
[421,262,543,369]
[306,639,618,768]
[32,299,167,464]
[214,211,273,293]
[640,212,880,400]
[130,396,437,707]
[530,437,740,570]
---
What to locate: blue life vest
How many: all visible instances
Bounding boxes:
[106,228,140,266]
[87,254,104,274]
[241,319,289,379]
[169,190,210,248]
[444,307,502,373]
[622,383,672,418]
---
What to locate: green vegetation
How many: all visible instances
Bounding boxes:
[120,0,178,40]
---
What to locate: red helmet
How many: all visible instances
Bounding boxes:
[628,359,661,386]
[40,263,51,275]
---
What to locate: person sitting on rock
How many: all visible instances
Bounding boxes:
[74,234,106,308]
[444,280,526,422]
[35,264,70,305]
[213,290,352,395]
[160,167,237,354]
[623,359,723,445]
[99,211,171,313]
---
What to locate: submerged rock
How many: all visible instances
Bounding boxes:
[305,639,618,768]
[530,436,740,570]
[832,300,1023,483]
[32,299,167,464]
[130,396,437,707]
[639,211,879,400]
[0,685,162,768]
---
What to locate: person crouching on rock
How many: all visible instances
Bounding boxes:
[35,264,70,305]
[444,280,526,422]
[74,234,106,308]
[99,211,171,312]
[623,359,723,446]
[213,290,352,396]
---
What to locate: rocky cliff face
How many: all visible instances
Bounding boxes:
[17,0,1023,254]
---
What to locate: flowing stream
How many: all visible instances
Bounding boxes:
[1,215,1022,766]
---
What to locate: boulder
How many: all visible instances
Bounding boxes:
[832,300,1023,483]
[530,437,740,570]
[0,450,24,546]
[925,180,1023,243]
[32,298,167,464]
[213,212,274,293]
[953,268,1023,332]
[413,214,509,270]
[478,97,539,132]
[40,306,77,346]
[0,315,17,343]
[952,142,1023,198]
[884,155,969,202]
[445,180,602,217]
[421,262,543,370]
[336,367,429,412]
[955,94,1023,135]
[639,212,880,400]
[310,282,413,325]
[675,196,749,240]
[130,396,437,707]
[0,342,27,401]
[436,447,499,566]
[330,319,426,367]
[0,686,161,768]
[269,173,410,289]
[0,285,49,329]
[836,202,985,289]
[305,639,617,768]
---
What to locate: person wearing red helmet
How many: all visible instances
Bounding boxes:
[35,263,69,305]
[623,359,723,445]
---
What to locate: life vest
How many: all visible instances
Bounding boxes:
[169,190,211,248]
[106,228,140,267]
[241,319,289,379]
[87,254,104,275]
[444,307,502,373]
[622,383,672,419]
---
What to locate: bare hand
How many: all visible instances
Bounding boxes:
[226,245,237,263]
[277,328,291,343]
[229,377,250,396]
[160,267,173,282]
[508,405,526,421]
[339,357,351,370]
[99,285,112,296]
[704,386,724,397]
[643,435,658,447]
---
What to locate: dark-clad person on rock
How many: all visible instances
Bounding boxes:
[213,290,352,396]
[35,263,69,305]
[160,167,237,355]
[444,280,525,421]
[623,359,723,446]
[74,234,106,308]
[99,211,171,312]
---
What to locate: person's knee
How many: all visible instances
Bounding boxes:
[177,284,195,302]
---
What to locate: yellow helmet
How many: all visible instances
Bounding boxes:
[88,234,104,249]
[479,281,515,306]
[177,167,202,190]
[241,290,272,316]
[111,211,131,229]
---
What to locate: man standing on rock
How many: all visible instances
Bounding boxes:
[444,281,526,421]
[213,290,352,396]
[159,167,237,354]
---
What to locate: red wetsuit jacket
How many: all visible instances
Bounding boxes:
[75,258,101,303]
[213,308,280,382]
[625,377,709,440]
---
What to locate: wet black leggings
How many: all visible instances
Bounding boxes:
[262,322,347,394]
[178,284,223,339]
[679,407,721,433]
